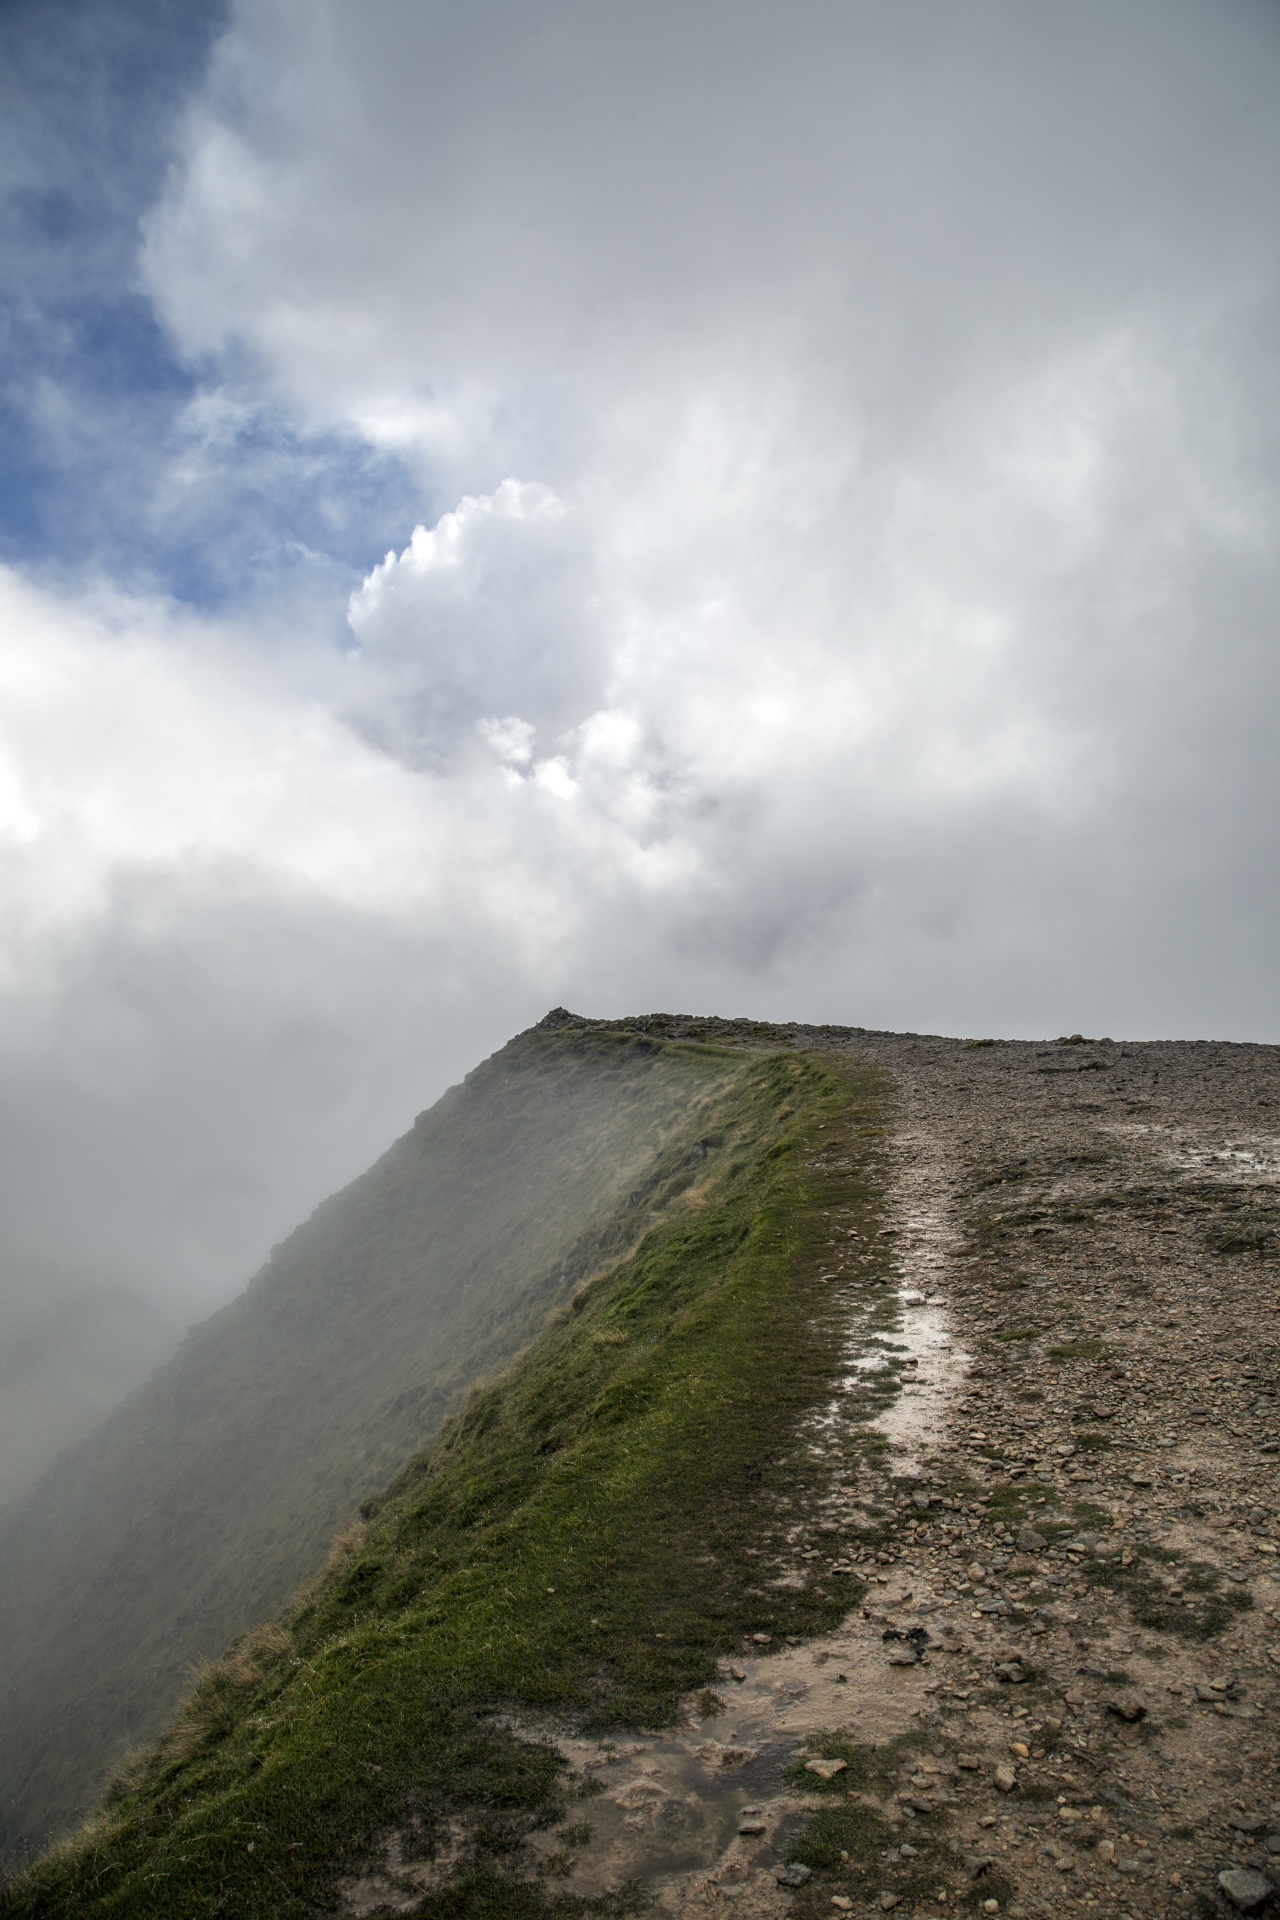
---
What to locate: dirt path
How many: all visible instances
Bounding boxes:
[507,1032,1280,1920]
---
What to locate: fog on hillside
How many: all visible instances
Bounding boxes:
[0,1025,746,1858]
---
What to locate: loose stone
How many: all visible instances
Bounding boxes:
[1218,1869,1274,1913]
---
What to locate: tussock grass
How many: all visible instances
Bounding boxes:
[6,1049,893,1919]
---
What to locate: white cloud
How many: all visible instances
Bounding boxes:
[1,0,1279,1488]
[344,478,605,760]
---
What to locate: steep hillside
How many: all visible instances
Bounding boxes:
[8,1022,1279,1919]
[3,1041,893,1918]
[0,1021,756,1860]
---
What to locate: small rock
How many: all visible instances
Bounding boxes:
[738,1815,768,1836]
[1218,1869,1273,1912]
[806,1758,849,1781]
[965,1855,996,1878]
[995,1661,1027,1684]
[1106,1690,1147,1722]
[752,1633,773,1645]
[968,1561,987,1580]
[878,1893,900,1911]
[994,1764,1018,1793]
[887,1649,920,1667]
[1018,1527,1048,1552]
[1097,1840,1116,1864]
[729,1664,747,1682]
[1009,1742,1030,1758]
[1231,1818,1267,1835]
[614,1779,668,1809]
[1058,1807,1083,1823]
[982,1902,1000,1914]
[775,1863,812,1888]
[957,1753,981,1770]
[832,1900,854,1913]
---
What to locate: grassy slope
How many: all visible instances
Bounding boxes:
[6,1046,893,1919]
[0,1026,744,1859]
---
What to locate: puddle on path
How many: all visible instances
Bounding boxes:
[860,1126,969,1472]
[871,1295,965,1469]
[523,1608,938,1913]
[1108,1121,1280,1186]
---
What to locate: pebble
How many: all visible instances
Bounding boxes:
[1105,1690,1147,1722]
[1218,1869,1274,1912]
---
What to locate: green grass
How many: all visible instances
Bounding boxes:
[1076,1549,1253,1640]
[1046,1339,1107,1361]
[6,1050,894,1919]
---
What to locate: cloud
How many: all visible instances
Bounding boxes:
[345,478,611,762]
[0,0,1278,1489]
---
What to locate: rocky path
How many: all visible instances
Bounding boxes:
[518,1032,1280,1920]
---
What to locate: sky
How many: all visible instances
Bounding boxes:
[0,0,1278,1498]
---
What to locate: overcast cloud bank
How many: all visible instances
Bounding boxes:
[0,0,1276,1497]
